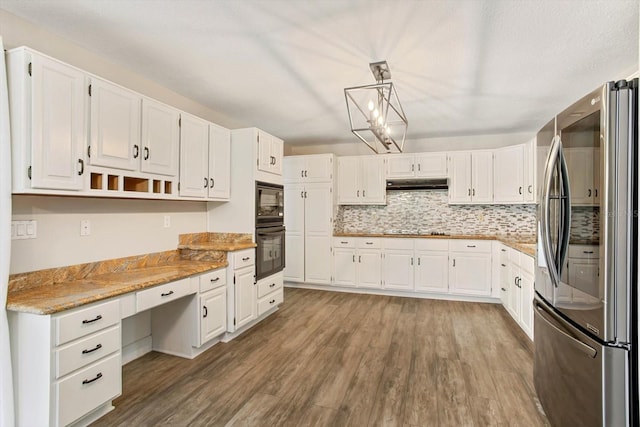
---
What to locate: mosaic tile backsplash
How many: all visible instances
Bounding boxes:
[569,206,600,242]
[335,190,537,236]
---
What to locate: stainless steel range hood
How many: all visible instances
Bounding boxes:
[386,178,448,190]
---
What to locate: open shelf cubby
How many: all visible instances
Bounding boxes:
[107,175,119,191]
[90,173,103,190]
[123,177,149,193]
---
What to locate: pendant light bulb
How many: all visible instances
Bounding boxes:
[367,100,374,111]
[377,116,384,126]
[373,109,380,119]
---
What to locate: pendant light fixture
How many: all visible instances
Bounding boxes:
[344,61,408,153]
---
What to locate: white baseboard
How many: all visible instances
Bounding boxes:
[122,335,152,365]
[284,281,501,304]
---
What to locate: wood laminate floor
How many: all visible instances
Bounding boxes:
[92,288,549,427]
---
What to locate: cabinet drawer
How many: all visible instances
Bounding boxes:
[55,325,120,379]
[449,240,492,253]
[199,268,227,293]
[334,237,355,248]
[233,249,255,268]
[383,238,414,250]
[415,239,449,251]
[568,245,599,259]
[55,352,121,427]
[136,278,193,312]
[55,299,120,346]
[357,238,382,249]
[257,272,283,299]
[257,288,284,316]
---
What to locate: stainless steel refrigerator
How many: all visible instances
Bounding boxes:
[535,79,638,426]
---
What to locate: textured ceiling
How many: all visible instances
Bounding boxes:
[1,0,638,146]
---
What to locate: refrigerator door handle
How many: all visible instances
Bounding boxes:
[541,135,562,287]
[557,147,571,278]
[535,302,597,358]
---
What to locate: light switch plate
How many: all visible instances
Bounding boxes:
[11,220,37,240]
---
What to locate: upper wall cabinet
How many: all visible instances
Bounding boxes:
[386,152,447,179]
[257,131,283,176]
[564,147,599,206]
[448,151,493,204]
[208,123,231,200]
[7,48,87,192]
[283,154,333,183]
[337,156,385,205]
[140,98,180,176]
[88,77,141,171]
[523,138,536,203]
[493,140,536,204]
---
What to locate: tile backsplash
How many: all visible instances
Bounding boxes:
[335,190,536,236]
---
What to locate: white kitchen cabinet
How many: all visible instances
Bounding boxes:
[567,245,600,300]
[493,144,524,202]
[256,272,284,316]
[284,155,334,285]
[387,153,448,179]
[498,245,510,307]
[337,156,386,205]
[333,238,382,289]
[382,239,415,291]
[9,299,122,427]
[523,138,536,202]
[414,239,449,293]
[199,286,227,344]
[448,240,492,296]
[89,76,141,171]
[564,147,599,206]
[448,151,493,204]
[226,249,257,333]
[140,98,180,176]
[179,116,231,201]
[7,48,87,192]
[258,130,284,176]
[502,247,534,340]
[284,154,333,183]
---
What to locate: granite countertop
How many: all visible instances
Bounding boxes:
[334,232,537,257]
[177,242,257,251]
[7,260,228,315]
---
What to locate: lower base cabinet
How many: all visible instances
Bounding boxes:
[414,240,449,292]
[333,238,382,289]
[501,245,534,340]
[449,240,492,296]
[257,272,284,316]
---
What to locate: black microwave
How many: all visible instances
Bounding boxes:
[255,181,284,227]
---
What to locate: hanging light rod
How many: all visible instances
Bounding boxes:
[344,60,408,154]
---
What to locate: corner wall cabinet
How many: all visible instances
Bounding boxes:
[448,151,493,204]
[337,156,386,205]
[284,154,334,285]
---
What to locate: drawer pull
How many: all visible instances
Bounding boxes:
[501,249,506,252]
[82,372,103,385]
[269,283,276,288]
[501,263,506,267]
[501,287,506,291]
[583,251,594,254]
[365,242,373,245]
[81,343,103,355]
[82,315,102,324]
[270,299,276,304]
[242,257,250,261]
[466,245,476,248]
[161,291,174,297]
[340,241,348,244]
[210,277,220,282]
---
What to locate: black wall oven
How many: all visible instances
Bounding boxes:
[255,181,285,280]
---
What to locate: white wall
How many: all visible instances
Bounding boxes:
[284,131,534,156]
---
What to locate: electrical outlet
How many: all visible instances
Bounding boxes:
[164,215,171,228]
[80,219,91,236]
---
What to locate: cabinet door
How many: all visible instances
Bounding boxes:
[270,137,284,175]
[564,148,594,205]
[140,98,179,176]
[519,270,534,339]
[304,184,333,284]
[234,267,256,330]
[507,262,520,319]
[387,155,415,179]
[415,251,449,293]
[179,114,209,198]
[208,124,231,200]
[472,151,493,203]
[593,148,600,206]
[333,248,357,287]
[499,257,510,306]
[305,155,333,182]
[448,152,472,203]
[449,252,492,296]
[358,249,382,289]
[337,157,360,204]
[493,145,524,202]
[89,77,141,171]
[31,54,86,190]
[523,138,536,202]
[257,131,272,173]
[415,153,447,178]
[283,156,306,183]
[383,249,414,290]
[284,183,305,282]
[200,287,226,345]
[360,157,386,204]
